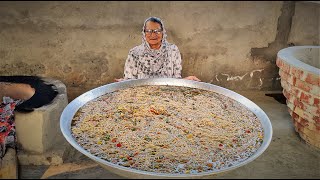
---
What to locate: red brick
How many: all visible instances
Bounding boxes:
[293,98,305,110]
[305,72,320,86]
[292,111,299,120]
[279,70,288,83]
[294,120,304,132]
[276,58,291,74]
[279,70,296,86]
[296,90,303,98]
[281,80,302,99]
[297,92,320,108]
[292,75,320,96]
[290,98,320,125]
[295,78,312,93]
[313,116,320,124]
[294,106,313,121]
[309,85,320,96]
[300,92,312,104]
[298,116,309,127]
[303,120,320,131]
[286,90,302,106]
[292,113,320,133]
[310,97,320,109]
[283,88,291,99]
[290,108,320,126]
[290,66,305,80]
[280,79,290,91]
[298,102,320,116]
[291,88,301,97]
[314,98,320,106]
[286,101,294,112]
[281,80,302,98]
[306,103,320,116]
[284,84,319,110]
[282,89,288,98]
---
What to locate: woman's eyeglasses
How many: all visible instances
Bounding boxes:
[144,29,163,35]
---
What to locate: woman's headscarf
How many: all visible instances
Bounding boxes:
[130,17,172,77]
[124,17,182,79]
[141,17,169,59]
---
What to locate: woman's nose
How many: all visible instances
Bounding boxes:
[150,33,158,37]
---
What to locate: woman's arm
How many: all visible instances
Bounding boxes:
[172,45,183,78]
[124,51,138,80]
[115,50,137,82]
[0,82,35,102]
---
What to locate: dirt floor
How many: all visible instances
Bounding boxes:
[18,91,320,179]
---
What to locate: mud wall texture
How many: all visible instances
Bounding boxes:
[0,1,318,100]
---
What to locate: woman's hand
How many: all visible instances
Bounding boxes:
[114,78,124,82]
[183,76,201,82]
[0,82,35,102]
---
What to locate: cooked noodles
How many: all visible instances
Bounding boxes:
[71,85,264,174]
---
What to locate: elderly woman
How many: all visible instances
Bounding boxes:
[115,17,200,82]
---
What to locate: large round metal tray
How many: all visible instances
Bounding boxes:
[60,78,273,179]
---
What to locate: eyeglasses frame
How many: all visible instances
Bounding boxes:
[144,29,163,35]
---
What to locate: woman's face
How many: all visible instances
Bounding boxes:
[144,21,163,49]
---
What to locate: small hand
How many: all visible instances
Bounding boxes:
[114,78,124,82]
[183,76,201,82]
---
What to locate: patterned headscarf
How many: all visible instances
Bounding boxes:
[131,17,172,77]
[124,17,181,79]
[141,17,169,59]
